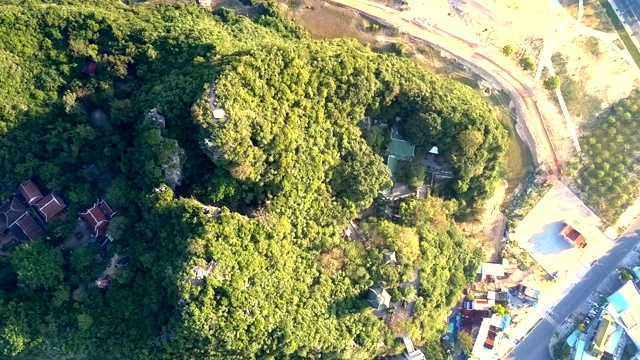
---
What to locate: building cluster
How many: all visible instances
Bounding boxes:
[458,286,514,360]
[568,281,640,360]
[451,260,542,360]
[0,180,67,247]
[359,116,448,202]
[0,180,117,250]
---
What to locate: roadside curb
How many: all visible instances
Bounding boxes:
[500,318,543,359]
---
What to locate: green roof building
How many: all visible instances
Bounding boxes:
[368,286,391,310]
[386,128,415,177]
[388,128,415,161]
[386,156,399,177]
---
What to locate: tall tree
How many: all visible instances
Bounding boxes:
[12,241,63,289]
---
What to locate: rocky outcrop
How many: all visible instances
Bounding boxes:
[161,138,186,189]
[148,108,166,128]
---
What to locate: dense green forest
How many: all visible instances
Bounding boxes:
[0,0,504,358]
[564,89,640,223]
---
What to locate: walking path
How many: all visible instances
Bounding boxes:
[534,0,640,154]
[578,0,585,22]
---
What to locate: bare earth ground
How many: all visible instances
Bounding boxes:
[460,179,508,260]
[559,36,640,126]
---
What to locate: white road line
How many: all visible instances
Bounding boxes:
[543,314,561,329]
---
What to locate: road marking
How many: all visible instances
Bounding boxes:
[543,314,561,329]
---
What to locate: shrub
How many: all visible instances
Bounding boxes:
[544,75,561,90]
[502,44,514,56]
[519,56,537,71]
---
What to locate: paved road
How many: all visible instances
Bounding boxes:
[613,0,640,46]
[505,218,640,359]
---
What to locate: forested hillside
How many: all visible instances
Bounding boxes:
[0,0,505,358]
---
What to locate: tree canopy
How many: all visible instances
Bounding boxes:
[567,88,640,222]
[0,0,502,358]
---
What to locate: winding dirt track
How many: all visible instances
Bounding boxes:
[324,0,561,175]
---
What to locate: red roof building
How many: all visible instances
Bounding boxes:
[560,222,587,248]
[19,180,43,205]
[35,193,67,222]
[98,200,115,218]
[0,197,44,241]
[95,276,111,289]
[82,60,97,75]
[80,200,115,237]
[13,214,44,241]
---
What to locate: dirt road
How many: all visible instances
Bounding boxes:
[324,0,560,174]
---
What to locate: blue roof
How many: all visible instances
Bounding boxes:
[607,281,640,313]
[608,291,630,313]
[566,329,581,347]
[501,315,511,330]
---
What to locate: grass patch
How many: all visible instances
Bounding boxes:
[551,53,603,120]
[563,0,616,32]
[488,91,535,192]
[597,0,640,68]
[583,37,603,57]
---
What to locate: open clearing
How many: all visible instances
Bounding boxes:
[512,182,610,279]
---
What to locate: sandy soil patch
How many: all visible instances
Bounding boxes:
[460,180,508,259]
[557,36,640,125]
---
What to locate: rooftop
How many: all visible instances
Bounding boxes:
[387,155,400,177]
[566,329,581,347]
[18,180,43,205]
[35,193,66,222]
[13,214,44,241]
[79,199,115,238]
[593,315,613,353]
[472,317,500,360]
[561,222,587,248]
[479,262,505,277]
[0,198,27,232]
[368,286,391,310]
[605,280,640,347]
[607,280,640,314]
[384,251,397,264]
[388,128,415,161]
[98,200,115,219]
[82,60,97,75]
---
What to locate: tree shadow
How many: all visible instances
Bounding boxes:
[329,296,372,318]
